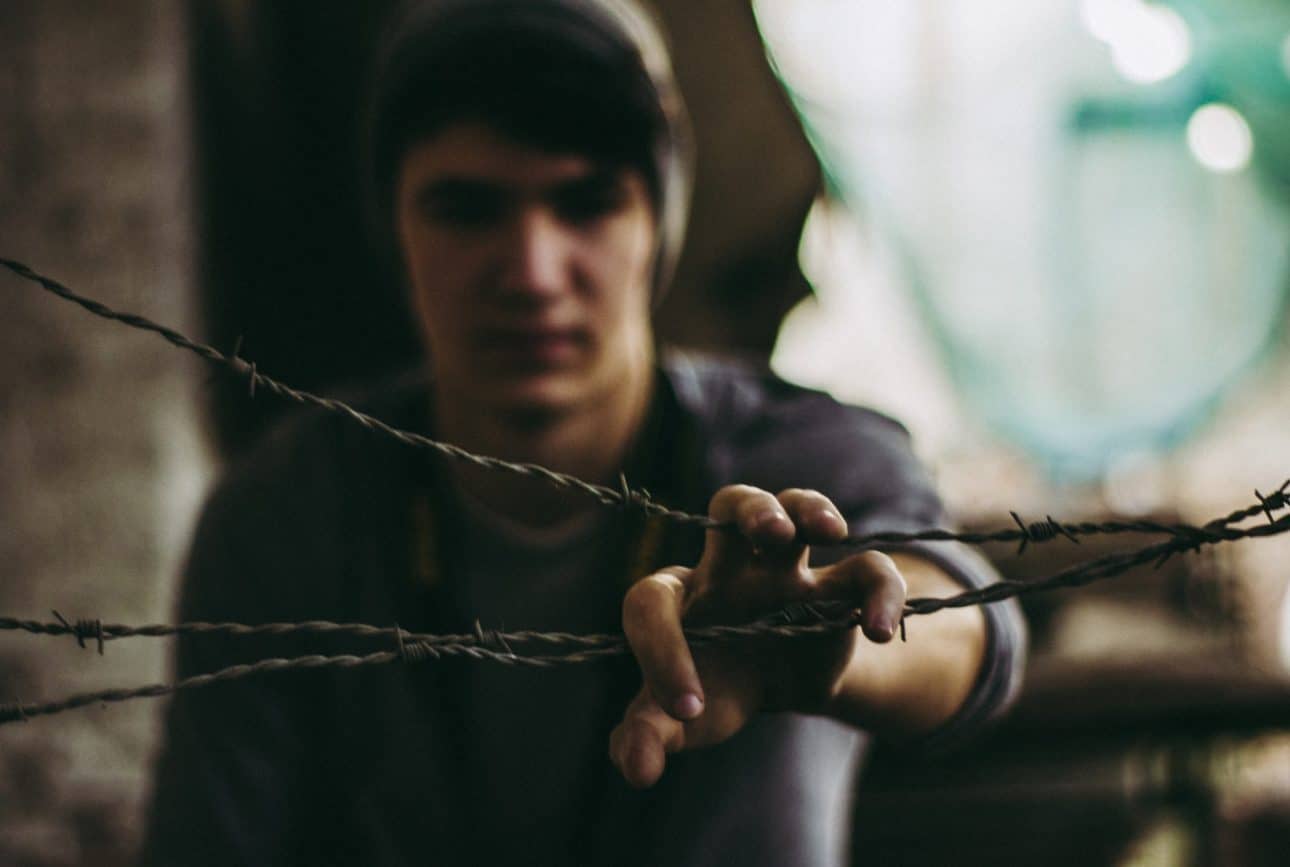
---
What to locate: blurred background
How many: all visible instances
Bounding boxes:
[2,0,1289,864]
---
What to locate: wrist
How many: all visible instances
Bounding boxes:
[823,554,988,738]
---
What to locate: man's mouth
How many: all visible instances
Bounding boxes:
[476,326,586,365]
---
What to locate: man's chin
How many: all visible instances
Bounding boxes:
[483,380,584,427]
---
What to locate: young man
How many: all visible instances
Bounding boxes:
[143,1,1024,864]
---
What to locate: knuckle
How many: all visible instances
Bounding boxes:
[655,565,690,584]
[709,484,765,512]
[624,715,662,751]
[893,569,908,594]
[778,487,830,507]
[622,571,687,633]
[848,551,906,599]
[621,581,664,630]
[883,569,908,598]
[860,549,898,573]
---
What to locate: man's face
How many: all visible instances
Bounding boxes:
[395,123,657,421]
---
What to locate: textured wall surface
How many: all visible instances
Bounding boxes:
[0,2,208,864]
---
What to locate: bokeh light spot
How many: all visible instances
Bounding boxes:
[1186,103,1254,173]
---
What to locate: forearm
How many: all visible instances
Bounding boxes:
[825,552,987,738]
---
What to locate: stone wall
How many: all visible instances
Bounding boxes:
[0,2,208,864]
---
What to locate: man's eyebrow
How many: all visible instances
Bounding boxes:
[414,177,510,203]
[548,169,623,197]
[412,169,623,209]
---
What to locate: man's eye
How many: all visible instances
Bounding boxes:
[421,195,504,229]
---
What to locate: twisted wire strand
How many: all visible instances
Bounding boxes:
[0,258,656,514]
[0,610,872,724]
[5,257,1290,725]
[5,501,1288,725]
[0,616,624,651]
[6,257,1284,551]
[3,480,1287,652]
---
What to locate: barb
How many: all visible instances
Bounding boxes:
[5,257,1280,554]
[51,610,104,655]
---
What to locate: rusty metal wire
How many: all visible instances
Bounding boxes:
[3,491,1288,725]
[3,257,1290,726]
[0,257,703,525]
[5,256,1283,552]
[3,484,1288,652]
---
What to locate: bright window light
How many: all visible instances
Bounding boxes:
[1186,103,1254,173]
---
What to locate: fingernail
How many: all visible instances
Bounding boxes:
[675,692,703,719]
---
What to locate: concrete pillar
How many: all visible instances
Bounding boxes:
[0,2,208,864]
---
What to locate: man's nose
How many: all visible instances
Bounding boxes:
[498,207,572,299]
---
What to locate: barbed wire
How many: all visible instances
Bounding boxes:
[0,608,867,723]
[2,257,1289,726]
[2,483,1287,653]
[4,256,1282,553]
[3,492,1288,725]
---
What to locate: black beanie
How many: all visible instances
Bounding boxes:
[365,0,693,299]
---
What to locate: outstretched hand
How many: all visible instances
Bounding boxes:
[609,484,908,788]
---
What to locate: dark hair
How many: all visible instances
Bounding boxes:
[364,0,692,295]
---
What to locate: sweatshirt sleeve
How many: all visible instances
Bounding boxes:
[829,410,1027,751]
[875,539,1026,752]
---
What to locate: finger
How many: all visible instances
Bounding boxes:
[699,485,814,608]
[706,484,796,559]
[610,683,759,788]
[816,550,907,643]
[622,567,705,721]
[609,690,685,789]
[777,488,849,546]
